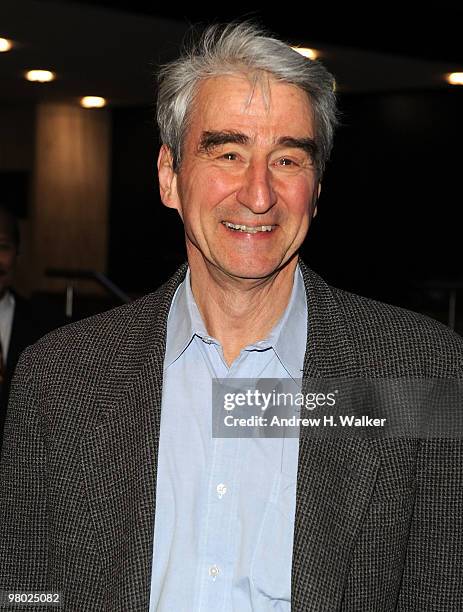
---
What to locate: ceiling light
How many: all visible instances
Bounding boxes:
[80,96,107,108]
[292,47,318,60]
[25,70,55,83]
[0,38,13,52]
[447,72,463,86]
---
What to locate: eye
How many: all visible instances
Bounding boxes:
[220,152,238,161]
[278,158,296,166]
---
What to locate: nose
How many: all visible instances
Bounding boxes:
[236,159,277,214]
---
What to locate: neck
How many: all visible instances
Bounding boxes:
[188,253,298,366]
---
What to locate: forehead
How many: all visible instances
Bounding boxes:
[187,73,314,142]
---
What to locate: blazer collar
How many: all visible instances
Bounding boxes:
[292,259,380,611]
[79,264,188,608]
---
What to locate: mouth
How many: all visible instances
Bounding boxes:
[221,221,277,234]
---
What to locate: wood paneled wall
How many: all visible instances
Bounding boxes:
[25,102,111,294]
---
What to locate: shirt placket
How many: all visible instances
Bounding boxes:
[195,340,241,612]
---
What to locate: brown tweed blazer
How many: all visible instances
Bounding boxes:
[1,260,462,611]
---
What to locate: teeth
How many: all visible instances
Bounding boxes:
[222,221,275,233]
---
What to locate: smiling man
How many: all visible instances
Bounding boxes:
[157,72,321,365]
[1,22,462,612]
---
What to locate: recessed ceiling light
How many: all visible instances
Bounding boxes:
[80,96,107,108]
[447,72,463,86]
[292,47,318,60]
[0,38,13,52]
[25,70,55,83]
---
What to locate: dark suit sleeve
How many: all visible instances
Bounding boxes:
[0,347,49,600]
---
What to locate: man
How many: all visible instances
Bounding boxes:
[0,205,59,451]
[1,22,462,612]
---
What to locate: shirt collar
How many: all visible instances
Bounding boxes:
[260,264,307,380]
[164,267,210,369]
[0,289,14,315]
[164,263,308,378]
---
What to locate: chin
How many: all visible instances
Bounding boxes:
[217,257,289,281]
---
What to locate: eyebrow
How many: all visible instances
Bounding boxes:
[198,130,249,152]
[198,130,318,161]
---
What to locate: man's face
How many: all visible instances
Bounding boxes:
[0,214,17,298]
[158,73,320,280]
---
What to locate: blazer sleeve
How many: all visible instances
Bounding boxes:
[0,347,49,600]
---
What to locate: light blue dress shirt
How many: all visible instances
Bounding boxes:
[149,264,308,611]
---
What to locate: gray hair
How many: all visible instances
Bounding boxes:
[156,21,339,177]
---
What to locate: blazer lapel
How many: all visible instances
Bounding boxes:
[292,261,380,611]
[80,265,188,610]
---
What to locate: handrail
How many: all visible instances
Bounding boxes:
[45,268,132,318]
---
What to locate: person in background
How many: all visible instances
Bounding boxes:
[0,204,60,450]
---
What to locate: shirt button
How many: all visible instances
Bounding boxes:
[216,483,227,498]
[209,565,220,580]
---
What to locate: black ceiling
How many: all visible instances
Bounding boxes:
[1,1,462,106]
[56,1,463,64]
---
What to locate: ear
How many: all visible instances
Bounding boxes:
[157,145,181,212]
[313,182,321,218]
